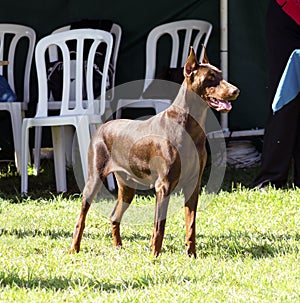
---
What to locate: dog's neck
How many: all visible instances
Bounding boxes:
[169,80,208,128]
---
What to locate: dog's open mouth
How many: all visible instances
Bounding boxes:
[208,97,232,113]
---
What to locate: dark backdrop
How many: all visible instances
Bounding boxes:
[0,0,269,158]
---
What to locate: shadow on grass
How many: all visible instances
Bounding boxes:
[0,227,150,242]
[76,229,300,260]
[195,231,300,259]
[0,271,154,292]
[0,227,73,239]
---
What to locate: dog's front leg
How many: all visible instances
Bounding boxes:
[183,180,201,258]
[151,179,171,257]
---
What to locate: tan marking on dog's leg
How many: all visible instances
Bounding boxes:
[110,177,136,247]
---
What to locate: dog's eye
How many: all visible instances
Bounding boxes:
[207,74,215,81]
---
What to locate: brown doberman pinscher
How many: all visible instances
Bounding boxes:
[69,47,239,257]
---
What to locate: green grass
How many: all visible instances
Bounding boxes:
[0,186,300,301]
[0,161,299,302]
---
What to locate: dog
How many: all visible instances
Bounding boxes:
[69,47,239,257]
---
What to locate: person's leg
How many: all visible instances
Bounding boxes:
[292,96,300,187]
[254,98,300,188]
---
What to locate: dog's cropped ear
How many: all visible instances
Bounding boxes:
[184,47,199,77]
[200,45,210,64]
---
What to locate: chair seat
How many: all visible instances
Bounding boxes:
[24,113,103,128]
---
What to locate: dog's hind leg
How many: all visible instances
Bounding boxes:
[68,174,102,253]
[110,175,136,247]
[69,139,112,253]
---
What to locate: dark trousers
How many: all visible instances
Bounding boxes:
[254,0,300,187]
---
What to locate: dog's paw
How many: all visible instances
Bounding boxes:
[187,246,197,258]
[67,247,79,254]
[187,251,197,258]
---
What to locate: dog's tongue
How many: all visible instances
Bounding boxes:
[217,100,232,112]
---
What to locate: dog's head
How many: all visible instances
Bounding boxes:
[184,47,239,113]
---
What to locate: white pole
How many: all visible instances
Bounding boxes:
[220,0,229,132]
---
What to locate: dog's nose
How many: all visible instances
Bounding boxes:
[231,86,240,97]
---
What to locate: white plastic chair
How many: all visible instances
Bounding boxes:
[0,24,36,171]
[33,22,121,179]
[21,29,113,195]
[115,19,212,118]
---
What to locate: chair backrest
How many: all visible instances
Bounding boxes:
[35,29,113,118]
[49,22,122,101]
[144,20,212,91]
[0,24,36,107]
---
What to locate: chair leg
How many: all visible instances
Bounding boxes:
[64,125,75,168]
[9,103,22,173]
[21,122,30,196]
[51,126,67,192]
[75,119,90,183]
[34,126,42,175]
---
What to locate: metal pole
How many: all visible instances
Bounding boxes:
[220,0,229,131]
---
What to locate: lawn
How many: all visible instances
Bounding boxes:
[0,161,299,302]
